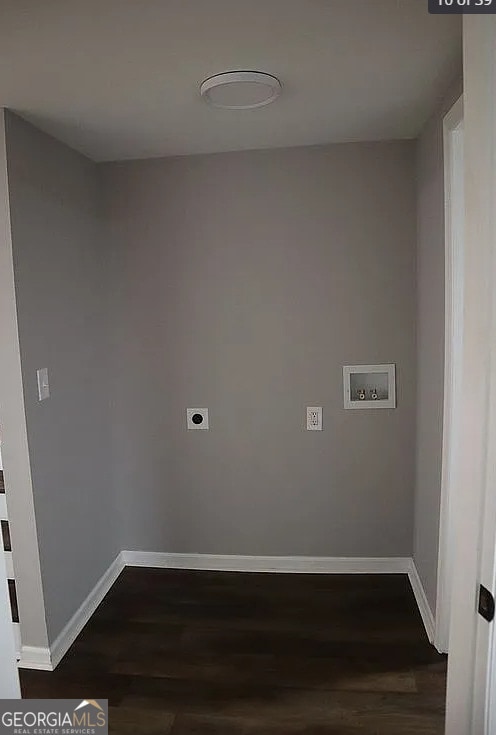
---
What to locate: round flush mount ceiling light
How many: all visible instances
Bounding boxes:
[200,71,282,110]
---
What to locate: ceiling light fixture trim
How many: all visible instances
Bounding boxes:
[200,71,282,110]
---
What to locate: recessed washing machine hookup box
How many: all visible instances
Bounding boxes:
[343,364,396,409]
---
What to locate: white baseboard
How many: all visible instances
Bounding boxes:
[19,552,434,671]
[122,551,412,575]
[19,553,124,671]
[407,559,436,644]
[18,645,52,671]
[49,552,124,669]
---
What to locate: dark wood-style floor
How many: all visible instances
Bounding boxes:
[21,569,447,734]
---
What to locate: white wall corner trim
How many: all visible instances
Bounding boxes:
[408,559,436,646]
[18,646,52,672]
[121,551,412,575]
[49,553,124,670]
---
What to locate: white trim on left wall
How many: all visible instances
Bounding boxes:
[17,552,436,671]
[17,646,52,672]
[18,553,125,672]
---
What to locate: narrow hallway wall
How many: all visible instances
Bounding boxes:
[0,110,49,656]
[5,111,118,644]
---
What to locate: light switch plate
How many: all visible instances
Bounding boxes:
[187,408,209,430]
[37,368,50,401]
[307,406,322,431]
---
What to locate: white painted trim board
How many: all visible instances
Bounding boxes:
[407,559,436,647]
[19,552,124,672]
[4,551,14,579]
[122,551,411,575]
[50,553,125,669]
[437,93,464,657]
[17,646,52,672]
[0,494,8,521]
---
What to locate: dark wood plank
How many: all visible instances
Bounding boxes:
[20,569,447,734]
[8,579,19,623]
[1,519,11,552]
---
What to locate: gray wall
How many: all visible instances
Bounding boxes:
[102,141,417,557]
[414,79,463,613]
[0,110,49,652]
[5,112,118,642]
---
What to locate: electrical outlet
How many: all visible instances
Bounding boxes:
[37,368,50,401]
[306,406,322,431]
[187,408,209,430]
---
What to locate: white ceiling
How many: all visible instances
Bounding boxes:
[0,0,462,162]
